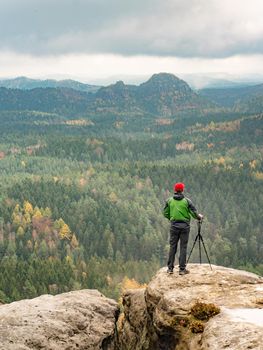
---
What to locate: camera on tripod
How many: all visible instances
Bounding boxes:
[187,219,212,270]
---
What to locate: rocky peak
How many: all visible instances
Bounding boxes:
[135,72,207,116]
[139,73,192,94]
[95,81,136,107]
[114,80,125,87]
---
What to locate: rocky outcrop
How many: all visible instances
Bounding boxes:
[0,289,118,350]
[0,266,262,350]
[117,264,263,350]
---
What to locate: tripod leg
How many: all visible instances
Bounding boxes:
[200,235,213,271]
[199,236,201,264]
[187,234,199,263]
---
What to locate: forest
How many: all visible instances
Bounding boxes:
[0,74,262,303]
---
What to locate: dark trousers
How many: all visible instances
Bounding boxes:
[167,223,190,270]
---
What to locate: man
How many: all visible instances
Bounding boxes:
[163,182,203,275]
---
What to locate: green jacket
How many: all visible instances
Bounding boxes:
[163,192,199,223]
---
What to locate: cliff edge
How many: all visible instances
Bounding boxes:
[117,264,263,350]
[0,265,262,350]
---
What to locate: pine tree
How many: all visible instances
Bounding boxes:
[43,207,52,218]
[23,279,38,299]
[71,234,79,248]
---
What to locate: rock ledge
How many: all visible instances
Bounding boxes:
[118,264,263,350]
[0,289,118,350]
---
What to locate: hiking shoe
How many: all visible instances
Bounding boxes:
[179,269,190,275]
[167,268,174,274]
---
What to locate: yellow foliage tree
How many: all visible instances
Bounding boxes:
[23,201,33,215]
[54,218,65,230]
[65,255,74,266]
[17,226,25,237]
[109,192,118,203]
[13,204,20,214]
[120,276,146,293]
[33,207,42,219]
[59,223,71,240]
[41,207,52,218]
[27,240,33,250]
[118,277,147,313]
[24,212,31,225]
[12,213,21,227]
[21,217,28,229]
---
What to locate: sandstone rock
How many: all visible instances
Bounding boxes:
[117,288,158,350]
[1,266,262,350]
[118,264,263,350]
[0,289,118,350]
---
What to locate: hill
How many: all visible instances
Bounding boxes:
[199,84,263,109]
[234,90,263,113]
[0,76,100,93]
[136,73,211,115]
[0,86,92,115]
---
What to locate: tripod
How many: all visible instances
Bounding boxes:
[187,220,212,270]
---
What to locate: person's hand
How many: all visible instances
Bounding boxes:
[198,214,204,221]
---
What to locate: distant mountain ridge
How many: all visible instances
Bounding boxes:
[0,73,213,116]
[0,87,92,115]
[199,84,263,108]
[1,73,262,116]
[0,76,100,93]
[233,85,263,113]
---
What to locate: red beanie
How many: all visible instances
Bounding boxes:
[174,182,185,192]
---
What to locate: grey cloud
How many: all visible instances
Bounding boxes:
[0,0,263,58]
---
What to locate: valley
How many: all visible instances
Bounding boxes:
[0,73,262,303]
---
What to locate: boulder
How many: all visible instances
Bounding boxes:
[0,289,118,350]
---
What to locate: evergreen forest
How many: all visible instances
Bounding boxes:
[0,73,262,303]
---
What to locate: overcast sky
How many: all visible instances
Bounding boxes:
[1,0,263,84]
